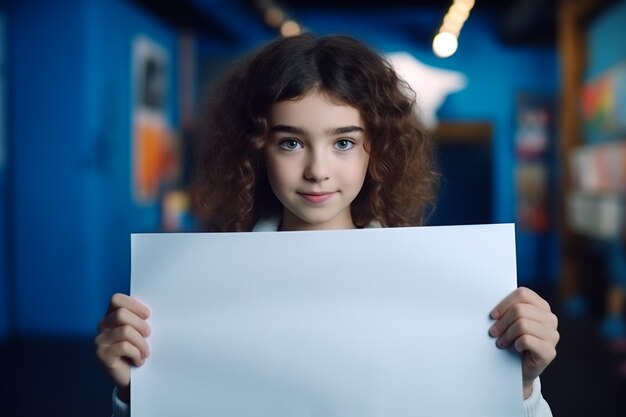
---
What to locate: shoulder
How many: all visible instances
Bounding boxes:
[363,220,382,229]
[252,216,281,232]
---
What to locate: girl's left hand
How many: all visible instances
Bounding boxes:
[489,287,559,399]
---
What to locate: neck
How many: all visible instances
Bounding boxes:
[278,210,356,231]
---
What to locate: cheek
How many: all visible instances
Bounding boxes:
[362,154,370,173]
[339,158,368,191]
[355,154,370,182]
[265,154,292,189]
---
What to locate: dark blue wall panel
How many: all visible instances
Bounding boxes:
[10,0,89,335]
[0,170,6,341]
[10,0,178,336]
[0,11,8,340]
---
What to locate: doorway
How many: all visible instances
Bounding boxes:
[427,122,493,226]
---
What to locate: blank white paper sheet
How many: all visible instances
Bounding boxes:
[131,224,523,417]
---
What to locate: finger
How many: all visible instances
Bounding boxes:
[516,335,557,374]
[490,302,558,338]
[95,324,150,359]
[95,342,132,389]
[99,307,151,337]
[107,293,150,319]
[495,317,559,349]
[97,340,145,368]
[491,287,551,319]
[515,334,557,358]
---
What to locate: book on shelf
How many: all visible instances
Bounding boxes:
[568,141,626,239]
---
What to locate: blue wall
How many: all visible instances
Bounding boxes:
[9,0,179,336]
[83,0,180,331]
[0,152,5,341]
[0,11,6,340]
[295,8,559,283]
[10,0,89,336]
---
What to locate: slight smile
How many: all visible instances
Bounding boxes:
[298,191,337,204]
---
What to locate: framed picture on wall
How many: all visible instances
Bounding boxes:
[514,94,555,233]
[581,61,626,141]
[131,35,176,204]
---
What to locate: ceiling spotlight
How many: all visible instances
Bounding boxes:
[280,20,301,37]
[432,32,459,58]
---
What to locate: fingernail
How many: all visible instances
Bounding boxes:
[491,308,500,319]
[496,338,504,348]
[489,325,498,337]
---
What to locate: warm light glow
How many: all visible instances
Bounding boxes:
[440,22,461,36]
[452,0,474,14]
[442,14,464,32]
[280,20,301,37]
[432,32,458,58]
[448,4,470,23]
[455,0,475,9]
[435,0,474,57]
[264,7,284,27]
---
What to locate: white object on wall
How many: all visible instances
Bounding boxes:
[386,52,467,129]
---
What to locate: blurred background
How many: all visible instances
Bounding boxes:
[0,0,625,415]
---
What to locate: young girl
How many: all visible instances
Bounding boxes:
[95,33,559,416]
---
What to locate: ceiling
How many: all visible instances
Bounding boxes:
[275,0,556,46]
[131,0,619,47]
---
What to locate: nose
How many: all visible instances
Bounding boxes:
[303,150,330,182]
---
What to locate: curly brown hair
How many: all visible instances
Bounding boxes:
[193,33,438,231]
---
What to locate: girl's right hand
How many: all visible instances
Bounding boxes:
[95,293,151,403]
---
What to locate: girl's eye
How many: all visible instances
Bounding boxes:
[279,139,302,151]
[335,139,355,151]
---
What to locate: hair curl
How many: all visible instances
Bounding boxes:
[193,33,438,231]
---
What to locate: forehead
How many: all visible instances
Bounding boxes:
[269,90,363,129]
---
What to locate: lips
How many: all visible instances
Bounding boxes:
[298,192,336,204]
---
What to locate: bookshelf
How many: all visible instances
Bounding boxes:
[558,0,626,335]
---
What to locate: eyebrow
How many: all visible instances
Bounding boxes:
[269,125,365,136]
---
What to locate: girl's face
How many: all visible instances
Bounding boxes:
[264,90,370,231]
